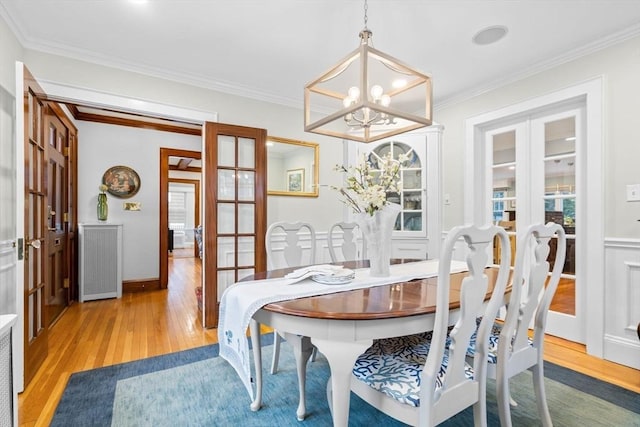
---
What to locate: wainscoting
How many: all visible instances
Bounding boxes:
[604,237,640,369]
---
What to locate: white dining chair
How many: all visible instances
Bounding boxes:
[351,224,512,426]
[327,221,366,263]
[466,222,566,427]
[265,221,317,375]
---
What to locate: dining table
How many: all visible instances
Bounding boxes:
[239,260,503,427]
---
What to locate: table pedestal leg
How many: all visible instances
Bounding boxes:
[249,320,262,412]
[312,338,372,427]
[282,333,314,421]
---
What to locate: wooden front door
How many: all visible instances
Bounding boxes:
[23,67,48,385]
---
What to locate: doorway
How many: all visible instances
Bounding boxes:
[465,78,604,357]
[486,109,582,342]
[159,149,201,290]
[168,179,201,259]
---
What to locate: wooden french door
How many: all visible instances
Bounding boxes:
[21,66,76,386]
[202,122,267,328]
[22,67,49,385]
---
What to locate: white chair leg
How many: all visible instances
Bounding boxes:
[270,330,282,374]
[496,372,513,427]
[532,362,553,427]
[283,333,314,421]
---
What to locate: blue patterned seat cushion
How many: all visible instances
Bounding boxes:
[352,332,474,408]
[466,318,533,364]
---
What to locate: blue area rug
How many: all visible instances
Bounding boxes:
[52,335,640,426]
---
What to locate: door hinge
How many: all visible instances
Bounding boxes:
[63,212,69,222]
[63,147,69,157]
[63,278,70,289]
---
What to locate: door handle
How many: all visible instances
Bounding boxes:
[25,238,41,261]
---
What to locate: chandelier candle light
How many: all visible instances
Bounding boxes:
[333,152,406,276]
[304,0,432,143]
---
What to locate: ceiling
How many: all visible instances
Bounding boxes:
[1,0,640,115]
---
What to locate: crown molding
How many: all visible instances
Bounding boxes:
[435,23,640,111]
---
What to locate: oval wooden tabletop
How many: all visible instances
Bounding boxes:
[246,261,503,321]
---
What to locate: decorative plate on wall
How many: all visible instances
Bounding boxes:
[102,165,141,198]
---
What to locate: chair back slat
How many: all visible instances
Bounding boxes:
[265,221,316,270]
[504,222,566,356]
[420,224,511,423]
[327,222,365,262]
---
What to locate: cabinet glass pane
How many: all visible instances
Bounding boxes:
[403,191,421,210]
[238,203,255,234]
[238,137,255,168]
[238,236,255,266]
[218,170,236,200]
[217,236,235,267]
[217,270,236,300]
[402,170,421,190]
[217,203,235,234]
[218,135,236,167]
[399,212,422,231]
[238,171,255,201]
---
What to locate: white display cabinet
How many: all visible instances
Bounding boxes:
[344,126,443,260]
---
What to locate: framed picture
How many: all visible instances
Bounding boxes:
[102,165,141,198]
[287,168,304,192]
[123,201,142,211]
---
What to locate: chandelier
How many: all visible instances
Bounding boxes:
[304,0,432,143]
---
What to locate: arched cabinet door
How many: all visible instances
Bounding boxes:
[345,126,443,260]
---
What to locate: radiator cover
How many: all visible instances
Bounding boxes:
[78,224,123,302]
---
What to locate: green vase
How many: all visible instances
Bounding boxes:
[97,193,108,221]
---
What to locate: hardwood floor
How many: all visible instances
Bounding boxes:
[18,256,640,426]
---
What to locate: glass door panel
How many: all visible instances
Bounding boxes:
[238,138,255,168]
[217,135,236,167]
[491,128,517,266]
[542,116,578,323]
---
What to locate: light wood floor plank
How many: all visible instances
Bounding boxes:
[17,255,639,425]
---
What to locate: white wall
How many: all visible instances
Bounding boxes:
[20,49,346,232]
[436,34,640,238]
[0,15,22,96]
[77,121,200,280]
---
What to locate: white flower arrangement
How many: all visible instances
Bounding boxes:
[333,152,407,216]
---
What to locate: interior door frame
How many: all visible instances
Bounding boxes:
[160,149,201,288]
[168,178,201,258]
[464,77,603,357]
[13,73,218,389]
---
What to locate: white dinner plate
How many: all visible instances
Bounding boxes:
[311,269,355,285]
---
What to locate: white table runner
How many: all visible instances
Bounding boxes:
[218,259,468,399]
